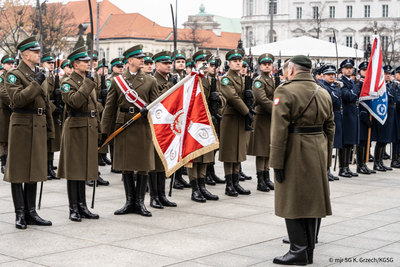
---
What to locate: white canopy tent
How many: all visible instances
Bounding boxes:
[245,36,365,60]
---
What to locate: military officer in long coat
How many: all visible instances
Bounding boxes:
[270,55,334,265]
[57,47,100,222]
[247,53,275,192]
[219,49,252,197]
[4,36,54,229]
[101,45,159,217]
[0,55,14,174]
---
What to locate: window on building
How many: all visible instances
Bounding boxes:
[363,36,370,50]
[364,5,370,18]
[296,7,302,19]
[347,6,353,18]
[249,0,253,16]
[106,48,109,62]
[381,36,389,49]
[269,1,277,15]
[99,49,104,60]
[118,48,123,57]
[346,36,353,48]
[313,6,318,19]
[329,36,335,43]
[329,6,335,18]
[249,31,253,46]
[382,5,389,17]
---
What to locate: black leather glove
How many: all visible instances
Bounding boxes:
[366,120,373,128]
[140,106,149,118]
[54,107,63,115]
[168,75,178,85]
[245,112,254,123]
[210,92,221,104]
[274,169,284,183]
[99,134,108,147]
[85,71,94,81]
[244,90,253,99]
[34,70,46,85]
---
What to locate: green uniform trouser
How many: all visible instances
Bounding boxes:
[188,162,207,181]
[223,162,240,175]
[256,156,270,172]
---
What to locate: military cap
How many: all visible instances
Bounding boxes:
[290,55,312,69]
[152,51,172,63]
[67,46,90,62]
[193,50,212,62]
[242,56,249,67]
[383,65,392,73]
[258,53,274,64]
[209,58,221,67]
[186,59,195,68]
[60,59,70,69]
[338,67,342,74]
[352,68,357,76]
[284,58,290,63]
[143,52,154,64]
[322,65,336,75]
[42,52,56,63]
[172,50,186,61]
[340,58,354,68]
[88,50,99,60]
[123,45,145,59]
[395,66,400,74]
[97,61,109,70]
[1,54,15,64]
[225,49,244,61]
[111,57,124,67]
[358,61,368,70]
[16,36,40,52]
[316,66,324,75]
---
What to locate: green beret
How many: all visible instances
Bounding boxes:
[290,55,312,69]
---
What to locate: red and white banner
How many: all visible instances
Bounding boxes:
[114,75,147,109]
[148,73,219,176]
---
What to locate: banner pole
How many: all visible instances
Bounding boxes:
[366,114,372,163]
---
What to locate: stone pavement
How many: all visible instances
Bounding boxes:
[0,153,399,267]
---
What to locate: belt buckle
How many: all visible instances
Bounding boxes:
[356,101,359,106]
[37,108,43,116]
[90,110,96,118]
[129,107,135,114]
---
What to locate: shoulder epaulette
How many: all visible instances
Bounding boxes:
[145,73,156,79]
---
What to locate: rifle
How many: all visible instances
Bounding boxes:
[275,50,281,88]
[209,49,222,126]
[100,52,107,106]
[244,48,256,131]
[53,56,63,125]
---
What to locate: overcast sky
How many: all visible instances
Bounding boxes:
[49,0,243,28]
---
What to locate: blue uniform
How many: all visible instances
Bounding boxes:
[356,77,377,144]
[375,82,397,143]
[322,80,343,149]
[340,76,360,145]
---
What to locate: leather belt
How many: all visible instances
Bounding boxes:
[289,126,324,133]
[12,107,46,116]
[389,104,396,107]
[67,110,96,118]
[120,107,139,114]
[333,107,342,111]
[344,101,359,106]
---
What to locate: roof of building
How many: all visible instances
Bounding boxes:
[214,16,241,33]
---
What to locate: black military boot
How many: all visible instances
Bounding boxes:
[391,154,400,168]
[256,172,270,192]
[173,175,184,189]
[51,159,57,170]
[338,149,351,177]
[198,178,219,200]
[205,170,216,186]
[327,169,334,181]
[381,152,392,171]
[133,174,152,217]
[374,147,386,172]
[356,146,371,174]
[97,175,109,186]
[149,172,163,209]
[273,219,308,265]
[67,180,81,222]
[346,147,358,177]
[157,172,177,207]
[24,183,52,226]
[98,154,106,166]
[47,160,57,180]
[190,179,206,203]
[239,164,252,180]
[383,150,390,160]
[77,181,99,219]
[176,169,191,188]
[181,167,188,176]
[11,183,27,229]
[263,171,274,190]
[327,168,339,181]
[1,155,7,174]
[115,173,136,215]
[225,175,238,197]
[207,164,225,184]
[305,218,317,264]
[232,174,251,195]
[102,154,112,165]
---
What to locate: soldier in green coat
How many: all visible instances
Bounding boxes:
[219,49,252,197]
[270,55,334,265]
[247,53,275,192]
[4,36,54,229]
[57,47,100,222]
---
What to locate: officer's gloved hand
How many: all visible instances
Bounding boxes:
[85,71,94,81]
[54,107,63,115]
[245,112,254,123]
[99,134,108,147]
[244,89,253,99]
[366,120,373,128]
[140,106,149,118]
[274,169,284,183]
[168,74,178,85]
[210,92,221,104]
[34,70,46,85]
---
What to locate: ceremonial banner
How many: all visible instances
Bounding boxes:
[148,73,219,177]
[359,35,388,125]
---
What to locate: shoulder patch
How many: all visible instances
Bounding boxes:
[222,77,229,85]
[8,74,17,84]
[106,80,111,90]
[254,81,262,88]
[274,97,280,106]
[61,83,71,93]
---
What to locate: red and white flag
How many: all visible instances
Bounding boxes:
[148,73,219,177]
